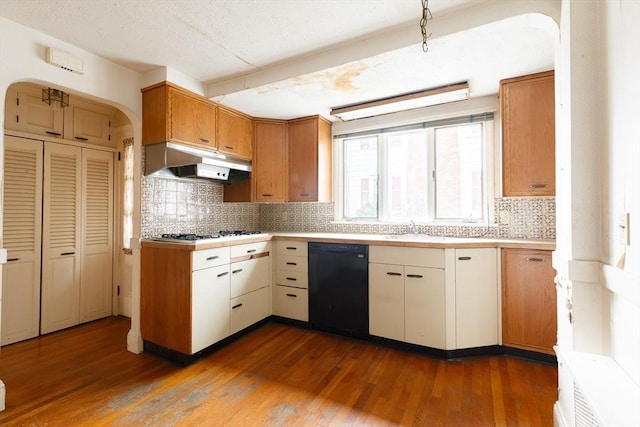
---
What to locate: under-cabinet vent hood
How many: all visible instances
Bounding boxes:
[144,142,251,183]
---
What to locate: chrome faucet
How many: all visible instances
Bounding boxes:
[409,219,418,236]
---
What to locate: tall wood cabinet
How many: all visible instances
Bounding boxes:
[502,249,557,355]
[288,116,332,202]
[1,136,43,345]
[500,70,555,196]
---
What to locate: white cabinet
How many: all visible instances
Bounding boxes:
[67,106,112,147]
[273,240,309,321]
[369,246,446,348]
[1,136,43,345]
[40,142,114,334]
[4,85,64,138]
[228,242,271,335]
[454,248,499,349]
[192,247,230,353]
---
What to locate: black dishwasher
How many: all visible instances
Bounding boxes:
[308,242,369,338]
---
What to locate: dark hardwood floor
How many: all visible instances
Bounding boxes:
[0,317,557,426]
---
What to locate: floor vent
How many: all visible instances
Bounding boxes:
[574,382,600,427]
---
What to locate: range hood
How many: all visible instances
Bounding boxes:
[144,142,251,183]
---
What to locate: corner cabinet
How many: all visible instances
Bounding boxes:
[142,82,217,149]
[217,107,253,160]
[501,249,557,355]
[253,119,288,202]
[288,116,332,202]
[500,70,555,196]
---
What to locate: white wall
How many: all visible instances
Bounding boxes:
[0,17,146,410]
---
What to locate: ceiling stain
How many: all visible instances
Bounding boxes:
[291,61,369,93]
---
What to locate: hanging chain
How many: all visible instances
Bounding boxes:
[420,0,433,53]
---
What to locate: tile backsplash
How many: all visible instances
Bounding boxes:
[141,173,555,241]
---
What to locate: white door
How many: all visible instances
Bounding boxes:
[71,107,111,146]
[405,266,446,348]
[1,136,43,345]
[80,148,113,322]
[4,85,64,138]
[41,142,82,334]
[369,262,405,341]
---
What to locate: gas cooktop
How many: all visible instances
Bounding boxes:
[153,231,264,243]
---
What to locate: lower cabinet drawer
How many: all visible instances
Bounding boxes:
[229,286,270,335]
[274,285,308,322]
[275,269,308,289]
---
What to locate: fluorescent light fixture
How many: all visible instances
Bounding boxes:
[331,82,470,121]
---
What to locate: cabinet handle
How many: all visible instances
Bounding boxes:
[7,257,20,262]
[300,193,310,197]
[526,257,544,262]
[217,271,229,277]
[458,256,472,261]
[199,138,210,143]
[206,255,219,261]
[232,303,243,309]
[45,131,61,136]
[224,145,234,150]
[285,247,297,250]
[529,183,549,189]
[262,193,273,197]
[386,272,402,276]
[286,293,297,298]
[74,136,89,141]
[232,268,243,274]
[286,277,297,281]
[61,252,76,256]
[406,274,423,278]
[246,249,257,254]
[286,262,297,266]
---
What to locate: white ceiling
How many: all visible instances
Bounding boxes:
[0,0,556,121]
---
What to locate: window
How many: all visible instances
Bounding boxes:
[338,113,493,223]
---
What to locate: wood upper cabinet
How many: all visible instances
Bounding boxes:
[288,115,332,202]
[501,249,557,355]
[500,70,555,196]
[217,107,253,160]
[253,119,288,202]
[142,82,217,149]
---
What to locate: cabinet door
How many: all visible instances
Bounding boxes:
[79,149,113,322]
[217,107,252,160]
[5,86,64,138]
[230,286,270,335]
[501,71,555,196]
[41,143,82,334]
[405,266,446,349]
[170,89,217,148]
[1,136,43,345]
[192,264,230,353]
[502,249,556,354]
[369,262,404,341]
[288,116,332,202]
[71,107,112,147]
[455,248,498,349]
[254,120,287,202]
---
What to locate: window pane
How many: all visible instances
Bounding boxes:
[383,131,429,221]
[344,137,378,218]
[435,124,484,220]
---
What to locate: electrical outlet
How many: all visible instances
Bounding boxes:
[282,211,288,221]
[499,211,510,224]
[618,212,630,246]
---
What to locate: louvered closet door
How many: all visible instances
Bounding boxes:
[41,142,82,334]
[1,136,43,345]
[80,148,113,322]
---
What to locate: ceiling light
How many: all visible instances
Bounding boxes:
[330,82,470,121]
[41,88,69,111]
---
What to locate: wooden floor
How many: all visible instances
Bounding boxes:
[0,317,557,426]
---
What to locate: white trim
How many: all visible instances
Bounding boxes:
[602,264,640,307]
[553,401,568,427]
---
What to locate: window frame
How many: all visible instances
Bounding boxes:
[334,109,496,225]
